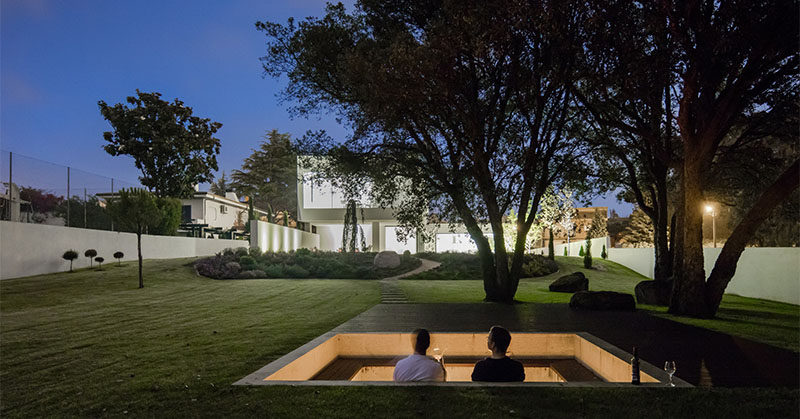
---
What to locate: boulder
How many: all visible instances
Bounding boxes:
[373,251,401,269]
[569,291,636,311]
[634,280,673,306]
[549,272,588,293]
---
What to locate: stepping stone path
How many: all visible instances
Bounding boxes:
[379,259,441,304]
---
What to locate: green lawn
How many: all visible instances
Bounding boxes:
[1,258,797,417]
[400,256,800,352]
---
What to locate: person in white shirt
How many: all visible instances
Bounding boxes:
[393,329,446,382]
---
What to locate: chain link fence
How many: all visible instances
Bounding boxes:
[0,150,140,230]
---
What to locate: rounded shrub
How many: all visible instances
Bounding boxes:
[113,251,124,266]
[85,249,98,267]
[234,247,248,257]
[95,257,104,269]
[239,255,256,270]
[248,246,262,258]
[62,249,79,272]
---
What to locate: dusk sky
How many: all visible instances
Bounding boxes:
[1,0,632,215]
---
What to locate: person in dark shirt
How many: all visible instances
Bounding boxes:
[471,325,525,382]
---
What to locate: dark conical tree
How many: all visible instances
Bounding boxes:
[547,229,555,261]
[342,200,359,253]
[583,237,592,269]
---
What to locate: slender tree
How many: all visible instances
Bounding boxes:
[106,188,162,288]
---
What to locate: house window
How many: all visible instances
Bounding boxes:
[220,205,227,214]
[181,205,191,222]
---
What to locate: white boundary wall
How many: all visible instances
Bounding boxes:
[250,220,319,252]
[532,237,610,258]
[0,221,248,280]
[607,247,800,305]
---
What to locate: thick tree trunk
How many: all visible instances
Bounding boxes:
[653,183,671,282]
[669,156,709,317]
[704,160,799,314]
[490,218,514,303]
[137,231,144,289]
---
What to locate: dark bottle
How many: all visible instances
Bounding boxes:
[631,347,641,385]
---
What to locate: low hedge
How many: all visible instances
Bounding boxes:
[195,249,421,280]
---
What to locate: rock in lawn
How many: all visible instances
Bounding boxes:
[549,272,588,293]
[634,280,672,306]
[373,251,401,269]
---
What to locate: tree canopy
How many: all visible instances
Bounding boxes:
[260,0,591,302]
[231,130,297,220]
[99,90,222,198]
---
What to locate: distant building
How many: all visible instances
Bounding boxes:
[540,207,608,247]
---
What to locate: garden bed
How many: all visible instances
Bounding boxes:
[194,247,422,280]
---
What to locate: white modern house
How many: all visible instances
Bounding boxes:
[296,165,419,253]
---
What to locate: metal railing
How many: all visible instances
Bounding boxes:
[0,150,140,231]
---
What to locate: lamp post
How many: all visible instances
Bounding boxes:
[705,205,716,248]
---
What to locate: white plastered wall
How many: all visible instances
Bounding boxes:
[0,221,248,280]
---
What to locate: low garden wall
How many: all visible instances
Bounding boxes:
[0,221,248,280]
[250,220,319,252]
[607,247,800,305]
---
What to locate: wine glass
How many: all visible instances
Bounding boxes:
[432,347,443,363]
[664,361,677,387]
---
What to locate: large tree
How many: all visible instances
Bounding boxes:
[663,0,799,317]
[98,90,222,198]
[260,0,590,302]
[231,130,297,221]
[575,1,679,283]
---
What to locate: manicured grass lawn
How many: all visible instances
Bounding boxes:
[1,258,797,417]
[401,256,800,352]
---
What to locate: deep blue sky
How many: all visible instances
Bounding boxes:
[1,0,632,215]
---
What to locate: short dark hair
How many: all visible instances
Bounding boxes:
[412,328,431,354]
[489,326,512,352]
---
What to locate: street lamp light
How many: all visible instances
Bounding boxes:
[705,204,716,248]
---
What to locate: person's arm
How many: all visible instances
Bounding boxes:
[471,361,483,382]
[516,362,525,382]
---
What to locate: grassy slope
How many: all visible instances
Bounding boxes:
[1,258,797,417]
[0,259,379,416]
[400,256,800,352]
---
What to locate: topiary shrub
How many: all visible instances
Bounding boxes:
[583,239,592,269]
[578,246,584,257]
[95,257,104,269]
[222,248,234,256]
[113,251,124,266]
[601,244,608,260]
[239,255,256,270]
[62,250,79,272]
[85,249,98,268]
[563,247,568,256]
[234,247,248,257]
[248,246,262,258]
